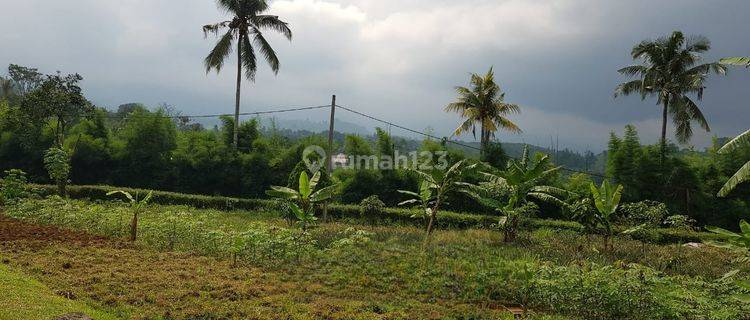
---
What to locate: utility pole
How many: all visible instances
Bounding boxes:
[323,95,336,222]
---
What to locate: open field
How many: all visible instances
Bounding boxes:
[2,197,749,319]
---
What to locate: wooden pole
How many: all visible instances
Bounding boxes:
[323,95,336,222]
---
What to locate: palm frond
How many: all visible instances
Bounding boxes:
[252,28,280,73]
[720,57,750,67]
[617,65,647,77]
[241,34,258,81]
[202,21,231,37]
[254,15,292,40]
[614,80,646,98]
[204,30,235,73]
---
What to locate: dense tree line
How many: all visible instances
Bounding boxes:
[1,63,748,228]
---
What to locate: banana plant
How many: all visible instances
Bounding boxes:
[459,147,571,242]
[707,220,750,302]
[717,129,750,197]
[107,190,153,242]
[266,171,338,230]
[397,160,468,235]
[590,180,623,249]
[398,180,435,219]
[706,220,750,261]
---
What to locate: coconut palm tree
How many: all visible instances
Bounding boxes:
[717,129,750,197]
[203,0,292,149]
[615,31,726,161]
[445,67,521,156]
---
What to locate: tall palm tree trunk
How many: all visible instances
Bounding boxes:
[660,97,669,164]
[233,35,242,149]
[480,123,488,157]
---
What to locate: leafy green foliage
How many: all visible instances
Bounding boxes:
[461,146,571,241]
[21,72,92,146]
[617,200,670,227]
[718,129,750,197]
[43,147,70,196]
[267,171,338,230]
[359,195,385,218]
[0,169,28,205]
[107,189,153,241]
[5,197,750,319]
[590,180,624,247]
[397,160,468,235]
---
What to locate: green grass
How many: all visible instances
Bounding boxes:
[4,196,750,319]
[0,264,121,320]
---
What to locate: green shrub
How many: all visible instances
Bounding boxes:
[0,169,29,205]
[359,195,386,218]
[663,215,697,231]
[618,200,669,226]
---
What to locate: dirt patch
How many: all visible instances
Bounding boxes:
[0,215,505,319]
[0,215,110,244]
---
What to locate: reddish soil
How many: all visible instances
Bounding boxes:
[0,215,109,244]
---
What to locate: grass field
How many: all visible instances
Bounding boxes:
[0,262,119,320]
[1,197,749,319]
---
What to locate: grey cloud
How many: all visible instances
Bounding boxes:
[1,0,748,152]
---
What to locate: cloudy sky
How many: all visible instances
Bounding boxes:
[1,0,748,151]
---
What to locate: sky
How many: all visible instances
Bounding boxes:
[1,0,748,152]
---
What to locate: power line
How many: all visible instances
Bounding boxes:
[104,105,330,120]
[336,104,609,179]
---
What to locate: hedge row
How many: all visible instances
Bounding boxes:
[32,184,499,230]
[32,184,716,243]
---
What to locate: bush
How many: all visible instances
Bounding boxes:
[663,215,697,231]
[617,200,669,226]
[0,169,28,205]
[359,195,385,218]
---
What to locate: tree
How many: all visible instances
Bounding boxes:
[398,160,468,235]
[445,67,521,156]
[21,72,92,147]
[43,147,71,196]
[607,125,642,200]
[460,146,570,241]
[344,134,373,156]
[220,115,260,151]
[266,171,338,230]
[717,129,750,197]
[203,0,292,149]
[615,31,726,161]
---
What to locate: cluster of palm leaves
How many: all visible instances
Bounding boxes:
[445,67,521,156]
[203,0,292,148]
[615,31,726,160]
[459,147,570,241]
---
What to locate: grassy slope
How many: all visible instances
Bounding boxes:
[0,264,120,320]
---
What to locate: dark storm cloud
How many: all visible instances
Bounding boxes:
[0,0,748,151]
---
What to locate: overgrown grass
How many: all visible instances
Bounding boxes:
[4,197,750,319]
[33,184,722,244]
[0,264,121,320]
